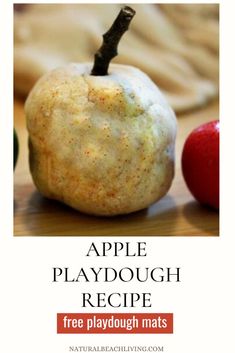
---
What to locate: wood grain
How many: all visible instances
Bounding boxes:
[14,98,219,236]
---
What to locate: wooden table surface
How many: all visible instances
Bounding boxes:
[14,98,219,236]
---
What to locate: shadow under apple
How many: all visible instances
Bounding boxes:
[21,190,179,236]
[182,200,219,236]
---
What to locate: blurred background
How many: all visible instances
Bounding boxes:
[14,3,219,113]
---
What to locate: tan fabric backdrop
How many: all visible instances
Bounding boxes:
[14,4,219,113]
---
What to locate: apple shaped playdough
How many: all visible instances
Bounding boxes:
[25,6,177,216]
[182,120,219,210]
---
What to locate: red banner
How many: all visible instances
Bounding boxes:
[57,313,173,334]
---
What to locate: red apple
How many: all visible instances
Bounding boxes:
[182,120,219,210]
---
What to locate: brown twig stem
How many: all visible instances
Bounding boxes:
[91,6,136,76]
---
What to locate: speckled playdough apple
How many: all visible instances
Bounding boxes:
[25,7,177,216]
